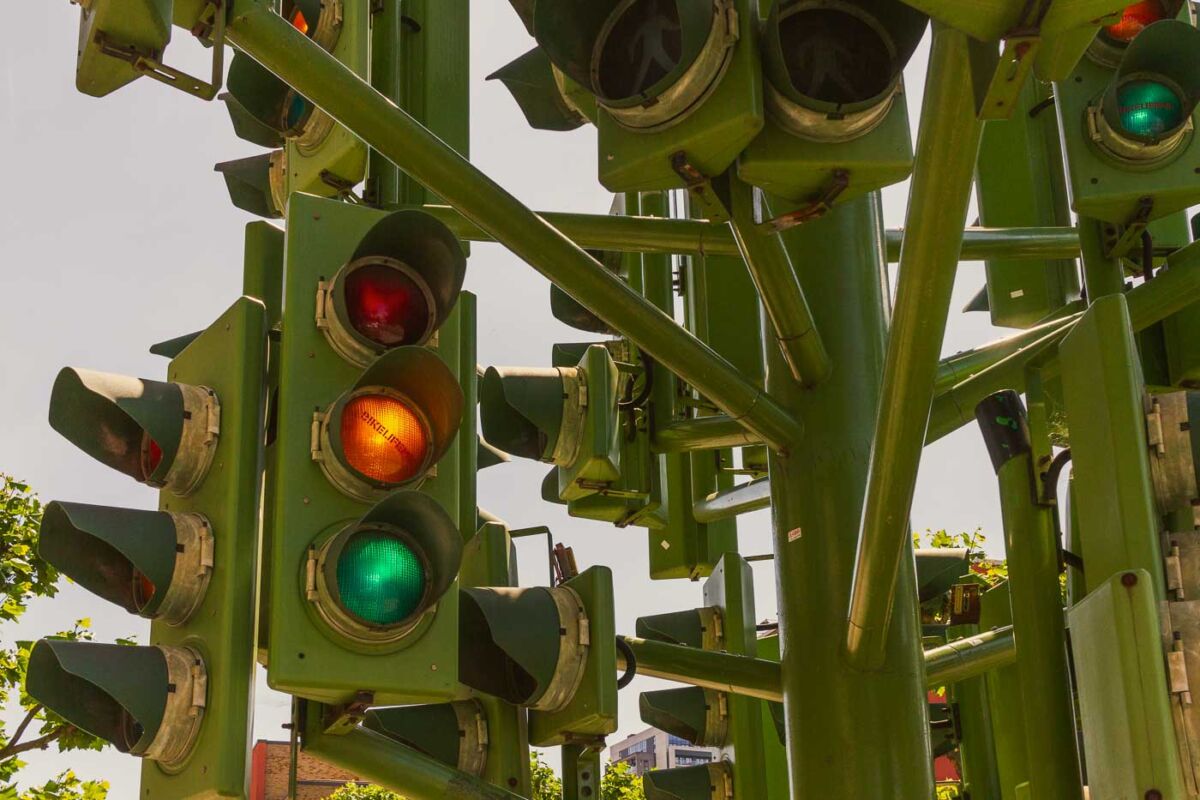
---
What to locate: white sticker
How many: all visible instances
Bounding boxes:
[660,540,671,550]
[1009,289,1025,299]
[787,527,802,543]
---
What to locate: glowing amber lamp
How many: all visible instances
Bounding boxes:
[290,10,310,35]
[340,394,431,485]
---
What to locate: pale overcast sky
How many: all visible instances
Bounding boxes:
[1,4,1004,795]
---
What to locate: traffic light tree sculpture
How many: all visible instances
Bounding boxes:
[29,0,1200,798]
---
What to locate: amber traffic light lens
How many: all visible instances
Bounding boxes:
[339,393,431,485]
[131,569,157,614]
[1105,1,1169,43]
[290,9,310,35]
[345,263,433,348]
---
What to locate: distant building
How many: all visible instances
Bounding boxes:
[249,740,369,800]
[608,728,721,776]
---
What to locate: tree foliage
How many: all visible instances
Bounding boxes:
[0,475,111,799]
[531,753,562,800]
[601,760,643,800]
[327,783,404,800]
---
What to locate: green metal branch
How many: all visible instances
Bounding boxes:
[846,23,986,669]
[923,625,1016,688]
[729,177,830,386]
[224,1,803,452]
[692,477,771,523]
[652,414,764,453]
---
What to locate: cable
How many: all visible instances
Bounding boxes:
[1141,230,1155,282]
[615,636,637,690]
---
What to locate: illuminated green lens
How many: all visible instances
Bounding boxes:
[335,530,426,626]
[1116,79,1184,138]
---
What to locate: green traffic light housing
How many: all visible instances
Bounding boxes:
[39,501,213,626]
[640,687,729,747]
[480,365,585,463]
[74,0,171,98]
[737,0,926,212]
[26,640,206,767]
[222,54,318,148]
[215,152,286,219]
[49,367,219,497]
[1093,20,1200,161]
[363,700,489,776]
[488,48,594,132]
[643,762,733,800]
[307,491,463,648]
[316,210,468,367]
[549,250,623,333]
[636,607,723,649]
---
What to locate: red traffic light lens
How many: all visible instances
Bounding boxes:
[290,9,310,35]
[140,433,163,482]
[345,263,433,348]
[1105,1,1169,43]
[132,569,157,614]
[339,393,431,485]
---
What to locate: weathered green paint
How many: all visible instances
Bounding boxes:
[947,625,1004,800]
[846,22,985,668]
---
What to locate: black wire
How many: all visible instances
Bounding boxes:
[617,355,655,410]
[615,637,637,690]
[1028,96,1056,118]
[1040,448,1085,575]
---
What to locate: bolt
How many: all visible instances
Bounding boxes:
[1122,572,1139,587]
[1146,790,1163,800]
[302,497,310,505]
[431,664,438,671]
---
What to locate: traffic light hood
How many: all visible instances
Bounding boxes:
[363,700,488,775]
[532,0,732,125]
[26,641,205,765]
[640,686,727,747]
[762,0,927,117]
[636,607,722,649]
[223,54,301,148]
[549,250,623,333]
[38,502,212,625]
[643,762,733,800]
[480,366,581,463]
[49,367,219,496]
[459,584,589,711]
[1100,19,1200,143]
[215,153,286,219]
[488,48,593,132]
[357,490,464,609]
[914,547,972,602]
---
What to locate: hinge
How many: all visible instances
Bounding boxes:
[1167,542,1186,600]
[717,692,729,720]
[315,280,331,331]
[578,614,591,647]
[1148,399,1166,455]
[722,1,739,45]
[305,547,319,601]
[311,411,324,461]
[199,521,216,571]
[205,390,221,441]
[477,714,489,746]
[1169,633,1192,704]
[191,662,208,711]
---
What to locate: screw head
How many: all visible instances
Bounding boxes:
[1122,572,1139,587]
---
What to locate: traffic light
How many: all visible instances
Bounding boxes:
[458,566,617,746]
[499,0,765,193]
[1055,9,1200,227]
[634,555,768,799]
[737,0,927,219]
[263,194,471,706]
[363,701,489,777]
[487,46,596,132]
[74,0,171,97]
[27,295,268,797]
[218,0,370,216]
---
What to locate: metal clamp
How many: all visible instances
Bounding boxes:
[98,0,227,100]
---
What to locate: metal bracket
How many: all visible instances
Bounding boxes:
[1168,542,1186,600]
[1103,197,1154,260]
[755,170,849,233]
[97,0,226,100]
[322,691,376,735]
[669,152,730,223]
[1170,634,1192,704]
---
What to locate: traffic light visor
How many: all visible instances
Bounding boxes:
[75,0,172,98]
[311,491,462,643]
[635,607,720,649]
[640,687,725,746]
[318,346,464,500]
[459,585,589,711]
[39,502,212,625]
[364,701,488,775]
[643,762,732,800]
[480,366,584,463]
[762,0,927,139]
[914,547,971,602]
[26,641,205,766]
[319,210,467,366]
[1103,1,1172,44]
[533,0,731,127]
[49,368,219,496]
[215,152,286,219]
[489,48,591,132]
[1100,20,1200,145]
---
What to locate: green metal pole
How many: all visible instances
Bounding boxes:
[616,635,784,703]
[923,626,1016,688]
[366,0,401,206]
[302,707,524,800]
[224,3,802,451]
[976,391,1083,800]
[1078,217,1126,300]
[729,176,830,386]
[768,193,932,798]
[562,744,601,800]
[652,415,763,453]
[935,311,1081,394]
[948,623,1004,800]
[692,477,770,523]
[886,227,1082,263]
[846,22,986,668]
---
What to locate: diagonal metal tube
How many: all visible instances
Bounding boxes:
[652,414,765,453]
[845,23,986,669]
[729,177,831,386]
[923,625,1016,688]
[224,1,803,451]
[692,477,771,523]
